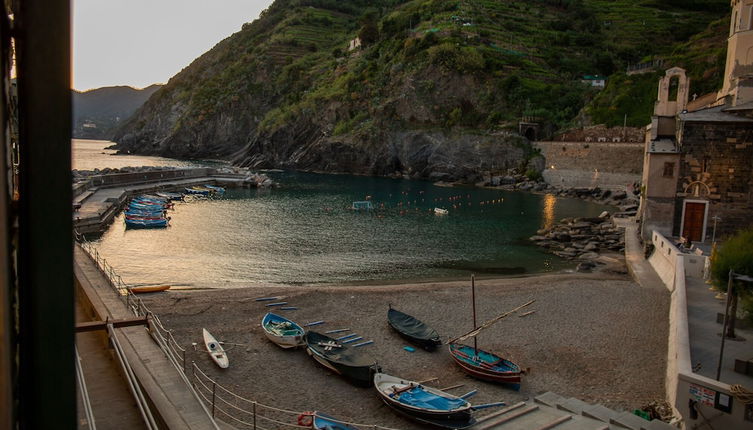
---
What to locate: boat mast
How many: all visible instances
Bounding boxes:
[471,274,477,355]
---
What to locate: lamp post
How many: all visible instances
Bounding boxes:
[711,216,721,244]
[716,271,753,381]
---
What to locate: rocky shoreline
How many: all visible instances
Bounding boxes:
[72,165,277,188]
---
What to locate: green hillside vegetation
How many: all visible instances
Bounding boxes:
[114,0,728,163]
[587,15,728,127]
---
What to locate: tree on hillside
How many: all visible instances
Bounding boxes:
[711,228,753,338]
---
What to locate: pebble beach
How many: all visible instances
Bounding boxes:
[142,270,670,429]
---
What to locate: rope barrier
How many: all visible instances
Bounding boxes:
[731,384,753,404]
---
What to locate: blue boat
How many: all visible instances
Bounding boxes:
[203,184,225,194]
[185,186,211,195]
[155,191,184,201]
[125,218,169,229]
[297,412,358,430]
[129,202,167,211]
[125,209,164,217]
[261,312,305,349]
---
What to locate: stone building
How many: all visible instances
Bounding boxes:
[639,0,753,243]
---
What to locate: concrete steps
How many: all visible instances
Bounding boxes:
[469,392,676,430]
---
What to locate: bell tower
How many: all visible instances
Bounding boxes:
[720,0,753,105]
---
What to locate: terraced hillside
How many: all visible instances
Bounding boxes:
[113,0,728,181]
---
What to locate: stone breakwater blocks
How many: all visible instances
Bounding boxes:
[533,392,565,408]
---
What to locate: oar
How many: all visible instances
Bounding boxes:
[336,333,358,341]
[265,302,288,307]
[304,320,324,327]
[471,402,506,411]
[219,342,247,346]
[254,296,279,302]
[460,389,478,399]
[325,328,349,334]
[417,377,438,384]
[342,337,363,344]
[439,383,465,391]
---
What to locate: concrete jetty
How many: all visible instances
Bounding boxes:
[73,167,263,234]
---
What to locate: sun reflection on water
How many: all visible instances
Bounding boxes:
[542,193,556,230]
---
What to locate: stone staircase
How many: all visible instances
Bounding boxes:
[468,392,676,430]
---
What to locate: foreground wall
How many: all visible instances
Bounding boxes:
[649,232,746,429]
[535,141,643,190]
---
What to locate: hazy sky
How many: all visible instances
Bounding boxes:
[73,0,274,91]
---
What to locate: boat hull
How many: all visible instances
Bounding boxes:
[387,307,441,351]
[203,328,229,369]
[129,285,171,294]
[373,373,472,424]
[449,344,522,388]
[305,331,378,387]
[261,313,304,349]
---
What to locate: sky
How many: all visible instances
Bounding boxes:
[73,0,274,91]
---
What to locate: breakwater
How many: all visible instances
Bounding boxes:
[73,167,272,234]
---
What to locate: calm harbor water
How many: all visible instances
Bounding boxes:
[72,139,210,170]
[77,139,610,288]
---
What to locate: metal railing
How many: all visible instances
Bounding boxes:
[74,233,404,430]
[75,347,96,430]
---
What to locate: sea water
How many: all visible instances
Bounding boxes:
[79,146,610,288]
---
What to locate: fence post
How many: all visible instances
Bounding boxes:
[211,382,216,417]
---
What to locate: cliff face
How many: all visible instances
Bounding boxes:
[112,0,727,180]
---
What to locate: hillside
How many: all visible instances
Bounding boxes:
[73,84,162,139]
[112,0,727,181]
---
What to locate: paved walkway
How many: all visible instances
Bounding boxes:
[685,277,753,387]
[613,217,666,290]
[615,217,753,389]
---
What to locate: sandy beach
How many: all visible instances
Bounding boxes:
[142,271,669,429]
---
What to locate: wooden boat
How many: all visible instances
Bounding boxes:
[297,411,359,430]
[261,312,304,349]
[351,201,373,211]
[374,372,472,424]
[447,276,532,390]
[129,285,171,294]
[203,184,225,194]
[155,191,184,201]
[185,186,211,195]
[448,343,522,387]
[202,328,229,369]
[304,331,379,387]
[387,306,441,350]
[434,207,448,215]
[124,218,169,229]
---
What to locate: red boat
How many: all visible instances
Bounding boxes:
[448,343,523,388]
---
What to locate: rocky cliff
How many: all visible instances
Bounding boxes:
[112,0,727,181]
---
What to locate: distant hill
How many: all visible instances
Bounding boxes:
[111,0,728,181]
[73,84,162,139]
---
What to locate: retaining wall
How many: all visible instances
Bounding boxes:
[649,231,746,429]
[535,141,643,190]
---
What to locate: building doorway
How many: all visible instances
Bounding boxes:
[681,200,708,242]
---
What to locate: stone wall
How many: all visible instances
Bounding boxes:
[535,141,644,190]
[672,121,753,239]
[553,125,645,143]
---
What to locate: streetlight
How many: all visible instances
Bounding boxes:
[716,270,753,381]
[711,215,721,244]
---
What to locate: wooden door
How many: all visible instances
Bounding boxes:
[682,202,706,242]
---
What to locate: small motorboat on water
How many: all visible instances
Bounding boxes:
[185,186,212,195]
[125,217,169,229]
[434,207,448,215]
[155,191,184,201]
[203,184,225,194]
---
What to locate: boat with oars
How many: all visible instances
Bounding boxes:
[447,276,534,390]
[387,305,441,350]
[304,331,379,387]
[374,372,505,429]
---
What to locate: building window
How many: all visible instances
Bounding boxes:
[702,156,711,173]
[663,162,675,178]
